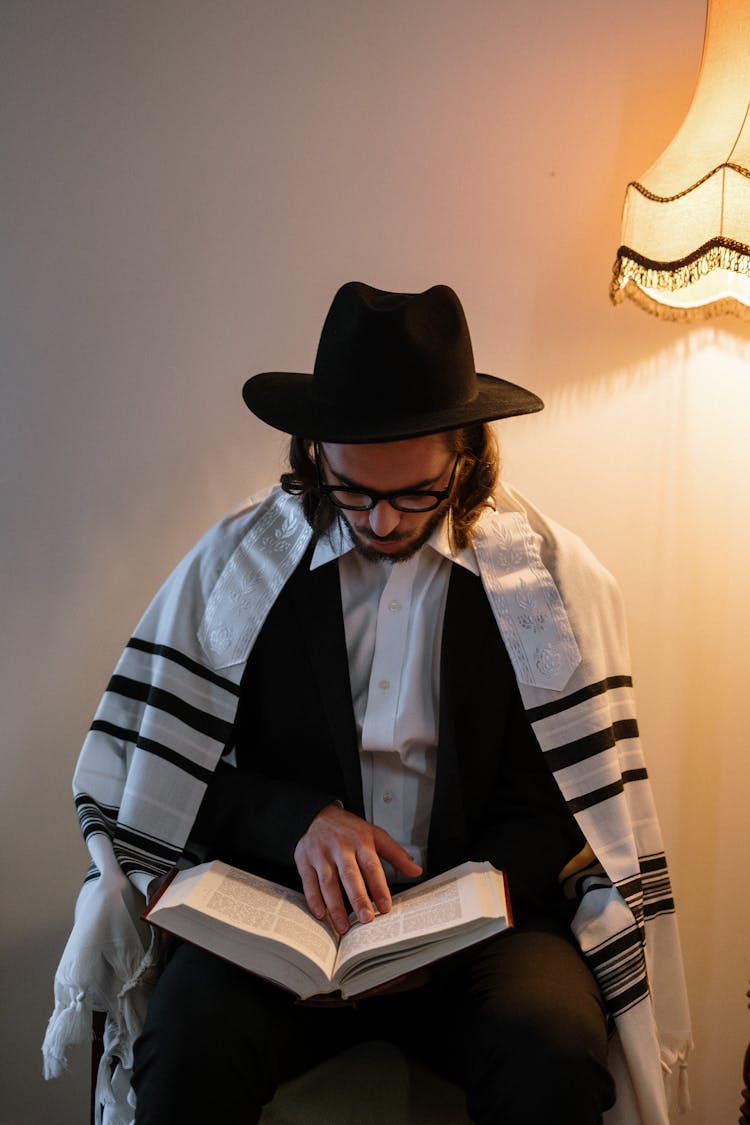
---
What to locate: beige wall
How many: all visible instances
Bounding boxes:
[2,2,748,1122]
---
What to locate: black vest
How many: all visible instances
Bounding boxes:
[231,549,584,919]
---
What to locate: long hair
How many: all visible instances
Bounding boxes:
[279,424,500,551]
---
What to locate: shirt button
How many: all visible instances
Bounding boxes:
[388,601,401,612]
[378,679,390,690]
[382,791,394,804]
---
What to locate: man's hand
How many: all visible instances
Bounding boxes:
[558,842,596,882]
[294,804,422,934]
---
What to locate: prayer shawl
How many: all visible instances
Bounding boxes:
[43,485,692,1125]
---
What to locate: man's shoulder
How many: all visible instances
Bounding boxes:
[132,487,311,671]
[484,486,631,693]
[490,485,619,593]
[144,488,309,620]
[190,485,307,564]
[194,488,313,669]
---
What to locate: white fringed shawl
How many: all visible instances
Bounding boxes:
[43,485,692,1125]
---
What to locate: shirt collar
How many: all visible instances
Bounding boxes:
[310,512,480,576]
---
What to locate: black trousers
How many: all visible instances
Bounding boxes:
[132,919,615,1125]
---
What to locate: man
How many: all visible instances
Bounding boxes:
[44,283,691,1125]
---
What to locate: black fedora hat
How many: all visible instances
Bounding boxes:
[242,282,543,443]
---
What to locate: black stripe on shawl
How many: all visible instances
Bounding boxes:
[75,796,185,866]
[615,886,646,936]
[90,719,139,743]
[602,978,650,1016]
[86,724,216,783]
[565,768,648,813]
[88,722,219,784]
[81,852,178,883]
[597,966,648,1011]
[75,794,119,820]
[117,853,179,879]
[621,767,648,784]
[615,876,642,905]
[577,877,613,904]
[525,675,633,724]
[127,637,242,696]
[78,825,181,880]
[114,825,183,866]
[584,929,650,1015]
[592,941,642,991]
[640,852,675,917]
[643,895,675,920]
[106,675,234,744]
[543,719,640,773]
[75,795,118,840]
[135,736,215,784]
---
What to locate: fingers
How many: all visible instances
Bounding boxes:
[294,806,381,933]
[294,805,422,935]
[296,848,371,935]
[297,860,358,936]
[373,827,423,879]
[355,846,392,917]
[335,853,377,929]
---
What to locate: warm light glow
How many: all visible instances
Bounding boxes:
[611,0,750,321]
[628,266,750,313]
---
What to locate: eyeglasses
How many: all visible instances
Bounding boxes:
[314,444,459,513]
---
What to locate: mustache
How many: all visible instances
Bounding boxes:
[361,530,408,543]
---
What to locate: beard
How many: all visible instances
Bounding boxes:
[340,506,446,564]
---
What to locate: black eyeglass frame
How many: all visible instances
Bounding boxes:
[314,443,460,513]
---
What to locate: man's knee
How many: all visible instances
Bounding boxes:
[457,928,615,1123]
[132,944,282,1123]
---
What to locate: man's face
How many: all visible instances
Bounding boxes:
[319,434,455,563]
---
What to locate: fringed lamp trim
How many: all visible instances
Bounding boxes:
[610,238,750,321]
[613,282,750,322]
[628,161,750,204]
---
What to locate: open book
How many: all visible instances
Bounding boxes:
[144,858,512,1000]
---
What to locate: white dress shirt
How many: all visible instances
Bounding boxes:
[311,516,479,880]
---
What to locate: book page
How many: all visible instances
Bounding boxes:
[200,867,337,968]
[337,878,460,963]
[335,862,496,969]
[152,863,339,977]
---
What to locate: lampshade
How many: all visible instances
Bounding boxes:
[611,0,750,320]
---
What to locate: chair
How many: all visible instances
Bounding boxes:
[259,1040,471,1125]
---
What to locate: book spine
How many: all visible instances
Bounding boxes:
[140,867,180,921]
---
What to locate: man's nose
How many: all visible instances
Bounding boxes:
[368,500,401,537]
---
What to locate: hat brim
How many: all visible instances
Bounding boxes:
[242,371,543,444]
